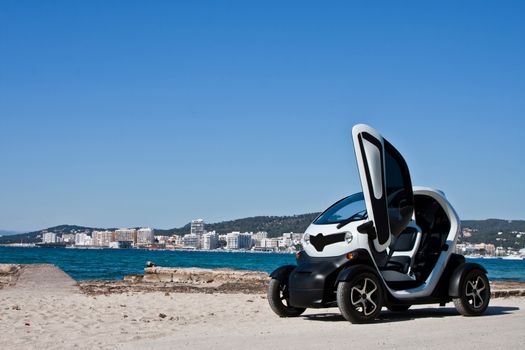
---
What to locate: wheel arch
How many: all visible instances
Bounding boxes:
[448,262,488,297]
[336,263,380,284]
[269,265,296,283]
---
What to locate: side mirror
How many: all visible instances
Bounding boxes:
[357,221,377,240]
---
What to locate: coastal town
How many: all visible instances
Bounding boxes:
[19,219,304,253]
[1,218,523,258]
[456,227,525,259]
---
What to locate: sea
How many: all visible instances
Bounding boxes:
[0,246,524,282]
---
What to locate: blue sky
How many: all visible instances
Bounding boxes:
[1,1,524,231]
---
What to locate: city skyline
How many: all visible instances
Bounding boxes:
[17,220,525,258]
[31,218,305,253]
[1,1,524,231]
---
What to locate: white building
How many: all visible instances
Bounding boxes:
[191,219,205,237]
[136,228,155,246]
[256,231,268,240]
[115,228,136,243]
[455,243,466,255]
[292,233,302,244]
[202,231,218,250]
[62,234,76,243]
[75,232,92,246]
[226,232,240,249]
[182,233,199,248]
[226,232,252,250]
[92,230,114,247]
[261,238,280,250]
[253,231,268,247]
[239,233,253,249]
[155,235,168,244]
[172,235,183,245]
[281,233,293,247]
[42,232,57,244]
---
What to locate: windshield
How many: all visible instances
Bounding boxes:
[313,192,367,225]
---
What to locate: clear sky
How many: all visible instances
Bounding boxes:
[1,1,524,231]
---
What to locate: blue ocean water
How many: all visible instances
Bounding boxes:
[0,247,524,282]
[0,247,296,280]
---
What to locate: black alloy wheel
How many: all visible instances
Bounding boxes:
[453,269,490,316]
[337,272,384,323]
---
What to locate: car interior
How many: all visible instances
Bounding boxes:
[373,194,451,289]
[411,194,452,282]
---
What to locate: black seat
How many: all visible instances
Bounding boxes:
[382,256,411,273]
[412,235,442,280]
[379,227,418,273]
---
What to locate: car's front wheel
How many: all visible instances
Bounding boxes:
[453,269,490,316]
[337,272,384,323]
[267,278,306,317]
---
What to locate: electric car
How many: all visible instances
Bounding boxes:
[268,124,490,323]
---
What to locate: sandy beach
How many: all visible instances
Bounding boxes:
[1,264,524,350]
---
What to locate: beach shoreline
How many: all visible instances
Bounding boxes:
[2,263,525,297]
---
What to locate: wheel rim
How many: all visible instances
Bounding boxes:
[350,277,378,316]
[278,282,290,307]
[465,275,487,309]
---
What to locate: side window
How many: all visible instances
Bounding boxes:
[384,140,414,237]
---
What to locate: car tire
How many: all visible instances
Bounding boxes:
[453,269,490,316]
[267,278,306,317]
[337,272,384,323]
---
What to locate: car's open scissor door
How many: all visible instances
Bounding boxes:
[352,124,414,253]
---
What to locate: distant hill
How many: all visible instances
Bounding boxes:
[1,217,524,250]
[0,215,320,244]
[459,219,525,248]
[0,225,113,244]
[156,213,321,237]
[0,230,20,236]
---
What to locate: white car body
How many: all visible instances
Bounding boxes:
[303,187,461,299]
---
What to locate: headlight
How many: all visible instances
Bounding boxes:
[344,231,353,243]
[303,233,310,244]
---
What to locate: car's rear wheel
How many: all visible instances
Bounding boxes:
[453,269,490,316]
[267,278,306,317]
[337,272,383,323]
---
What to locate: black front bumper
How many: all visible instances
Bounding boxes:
[288,253,350,308]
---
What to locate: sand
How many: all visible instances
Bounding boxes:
[1,265,524,350]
